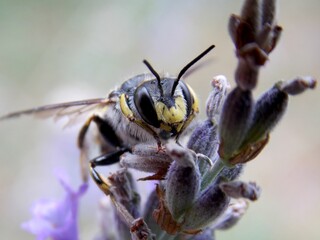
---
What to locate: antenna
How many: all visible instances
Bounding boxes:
[171,45,215,95]
[143,59,163,96]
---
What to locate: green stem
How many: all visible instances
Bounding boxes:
[201,158,226,190]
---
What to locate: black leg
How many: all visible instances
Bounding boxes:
[78,114,126,182]
[89,163,111,195]
[90,164,105,186]
[89,147,131,194]
[78,115,123,149]
[90,147,130,167]
[92,115,123,148]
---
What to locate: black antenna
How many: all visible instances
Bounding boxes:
[143,59,163,96]
[171,45,215,95]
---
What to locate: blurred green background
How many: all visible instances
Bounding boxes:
[0,0,319,239]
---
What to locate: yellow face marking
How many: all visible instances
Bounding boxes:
[155,96,187,125]
[172,84,198,136]
[187,85,199,114]
[119,94,134,119]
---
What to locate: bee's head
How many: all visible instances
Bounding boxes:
[134,45,214,138]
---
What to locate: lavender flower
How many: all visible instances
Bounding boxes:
[93,1,316,239]
[18,1,318,240]
[21,170,88,240]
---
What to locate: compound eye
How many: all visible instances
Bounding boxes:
[134,85,160,128]
[179,81,192,116]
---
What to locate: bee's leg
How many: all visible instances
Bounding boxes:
[134,120,163,151]
[89,161,111,195]
[90,147,130,167]
[78,115,123,149]
[77,116,96,182]
[88,149,129,197]
[92,116,124,148]
[78,115,125,182]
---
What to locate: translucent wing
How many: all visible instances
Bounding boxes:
[0,98,113,127]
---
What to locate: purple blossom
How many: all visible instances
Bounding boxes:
[21,170,88,240]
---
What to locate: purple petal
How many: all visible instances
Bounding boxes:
[22,170,88,240]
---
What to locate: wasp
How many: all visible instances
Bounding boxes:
[0,45,214,183]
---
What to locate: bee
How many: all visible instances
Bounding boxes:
[0,45,214,182]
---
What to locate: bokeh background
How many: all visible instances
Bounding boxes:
[0,0,319,239]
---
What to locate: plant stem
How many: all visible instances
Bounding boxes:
[201,158,226,190]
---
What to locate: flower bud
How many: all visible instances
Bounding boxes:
[234,19,255,50]
[187,119,218,159]
[228,14,241,46]
[182,183,229,230]
[257,24,282,54]
[242,84,288,146]
[206,75,230,120]
[268,25,282,53]
[218,87,253,161]
[261,0,276,26]
[165,143,201,221]
[241,0,261,37]
[219,181,261,201]
[279,76,317,95]
[212,199,248,230]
